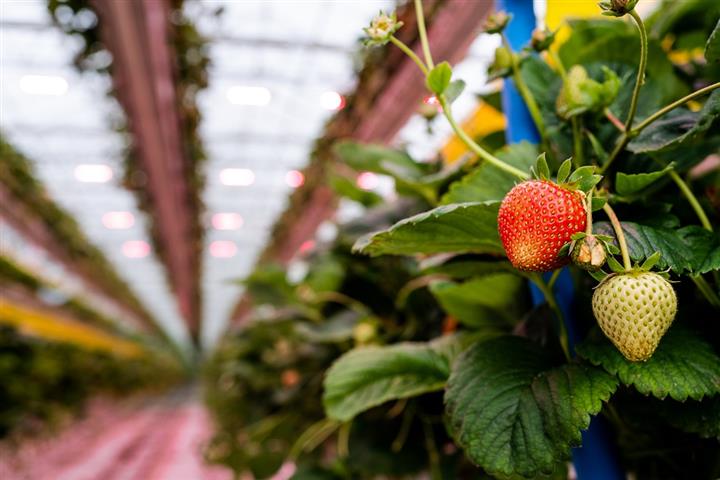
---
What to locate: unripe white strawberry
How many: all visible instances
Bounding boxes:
[592,271,677,362]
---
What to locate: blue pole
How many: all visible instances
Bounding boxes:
[496,1,624,479]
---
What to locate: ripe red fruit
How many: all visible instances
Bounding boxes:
[498,180,586,271]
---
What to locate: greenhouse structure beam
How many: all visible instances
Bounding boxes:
[229,0,493,325]
[91,0,201,339]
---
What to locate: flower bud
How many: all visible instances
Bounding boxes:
[530,28,555,52]
[571,234,607,271]
[487,46,514,80]
[353,321,377,345]
[483,11,511,34]
[598,0,639,17]
[363,11,403,46]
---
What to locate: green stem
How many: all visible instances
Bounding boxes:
[626,10,648,132]
[633,82,720,133]
[601,82,720,174]
[692,276,720,308]
[585,189,594,235]
[389,36,429,76]
[530,273,571,360]
[571,117,583,167]
[413,0,434,69]
[548,269,562,289]
[603,203,631,271]
[438,95,529,179]
[337,421,351,458]
[503,35,546,139]
[421,419,442,480]
[668,170,713,231]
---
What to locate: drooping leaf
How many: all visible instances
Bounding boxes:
[429,274,526,329]
[705,19,720,62]
[441,142,536,204]
[577,327,720,401]
[628,90,720,153]
[445,337,617,478]
[594,221,720,274]
[615,164,674,195]
[323,339,457,421]
[353,202,504,257]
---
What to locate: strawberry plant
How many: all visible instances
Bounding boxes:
[207,1,720,478]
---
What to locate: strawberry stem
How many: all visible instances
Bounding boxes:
[602,203,632,271]
[413,0,434,69]
[585,190,594,235]
[502,33,547,141]
[625,10,648,133]
[437,95,530,179]
[389,36,428,76]
[601,82,720,173]
[668,170,713,232]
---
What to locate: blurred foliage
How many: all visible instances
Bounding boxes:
[0,325,183,439]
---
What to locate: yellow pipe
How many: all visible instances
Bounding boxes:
[0,299,143,358]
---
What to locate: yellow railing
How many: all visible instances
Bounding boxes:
[0,299,144,358]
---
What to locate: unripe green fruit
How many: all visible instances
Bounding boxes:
[592,271,677,362]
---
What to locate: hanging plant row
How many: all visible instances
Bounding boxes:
[0,323,183,440]
[0,137,159,333]
[47,0,209,328]
[206,1,720,478]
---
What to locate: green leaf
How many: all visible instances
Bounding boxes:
[577,327,720,401]
[705,19,720,62]
[421,258,516,279]
[441,142,536,204]
[429,274,526,329]
[303,254,345,294]
[426,61,452,95]
[333,141,429,179]
[444,79,466,104]
[295,310,360,344]
[628,90,720,153]
[615,164,674,195]
[556,158,572,184]
[445,337,617,478]
[534,152,550,179]
[591,195,607,211]
[329,174,383,207]
[323,341,454,421]
[353,202,504,257]
[640,251,662,271]
[568,165,601,192]
[606,255,625,273]
[594,222,720,274]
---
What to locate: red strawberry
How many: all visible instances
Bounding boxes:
[498,180,586,271]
